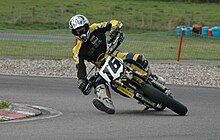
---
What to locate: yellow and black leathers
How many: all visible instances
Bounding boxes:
[72,20,148,80]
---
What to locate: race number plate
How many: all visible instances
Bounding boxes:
[99,56,124,83]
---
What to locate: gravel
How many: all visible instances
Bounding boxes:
[0,59,219,87]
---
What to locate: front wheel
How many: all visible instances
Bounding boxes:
[141,83,188,116]
[154,94,173,111]
[154,103,166,111]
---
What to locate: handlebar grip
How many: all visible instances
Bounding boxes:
[82,83,92,95]
[82,75,98,95]
[110,32,125,54]
[83,88,92,95]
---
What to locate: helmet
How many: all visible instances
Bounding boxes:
[69,15,90,42]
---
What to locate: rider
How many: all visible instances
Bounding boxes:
[69,14,164,114]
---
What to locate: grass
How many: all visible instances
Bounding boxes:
[0,1,219,60]
[0,0,220,30]
[121,34,220,60]
[0,31,219,60]
[0,39,72,60]
[0,101,10,109]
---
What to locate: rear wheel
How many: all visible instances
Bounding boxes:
[141,83,188,116]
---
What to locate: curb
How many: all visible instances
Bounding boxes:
[0,103,42,122]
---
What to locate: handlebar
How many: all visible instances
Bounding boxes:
[108,32,125,55]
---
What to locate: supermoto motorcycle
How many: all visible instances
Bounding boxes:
[83,32,188,116]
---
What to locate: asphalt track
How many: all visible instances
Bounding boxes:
[0,75,220,140]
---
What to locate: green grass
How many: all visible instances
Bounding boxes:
[0,0,220,30]
[121,34,220,60]
[0,101,10,109]
[0,1,219,60]
[0,39,72,59]
[0,31,219,60]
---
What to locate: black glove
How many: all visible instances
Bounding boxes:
[78,79,89,95]
[110,29,119,42]
[109,20,123,40]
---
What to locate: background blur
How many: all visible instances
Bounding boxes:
[0,0,220,60]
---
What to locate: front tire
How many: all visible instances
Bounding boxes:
[154,103,166,111]
[141,83,188,116]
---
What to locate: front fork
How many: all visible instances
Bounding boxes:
[150,79,172,96]
[135,92,156,108]
[131,73,172,109]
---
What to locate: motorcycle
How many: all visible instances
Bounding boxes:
[83,32,188,116]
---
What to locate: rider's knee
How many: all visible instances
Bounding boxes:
[136,54,148,68]
[125,53,148,68]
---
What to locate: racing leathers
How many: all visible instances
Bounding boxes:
[72,20,148,114]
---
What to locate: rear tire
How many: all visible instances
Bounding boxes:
[141,83,188,116]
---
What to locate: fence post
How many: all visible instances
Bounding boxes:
[168,16,172,31]
[60,7,64,24]
[141,15,144,28]
[200,16,203,25]
[11,5,15,22]
[32,7,35,22]
[109,10,112,20]
[45,10,49,22]
[19,7,23,21]
[150,13,152,31]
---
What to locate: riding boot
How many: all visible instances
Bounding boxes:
[92,84,115,114]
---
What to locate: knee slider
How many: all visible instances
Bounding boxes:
[137,54,148,68]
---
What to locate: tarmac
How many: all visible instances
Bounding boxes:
[0,60,219,122]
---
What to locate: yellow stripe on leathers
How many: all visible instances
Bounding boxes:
[72,40,82,64]
[112,51,127,60]
[133,54,139,61]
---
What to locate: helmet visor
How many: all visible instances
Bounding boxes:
[72,26,87,36]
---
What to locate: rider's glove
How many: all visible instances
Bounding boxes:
[78,79,89,95]
[109,21,122,43]
[110,27,120,43]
